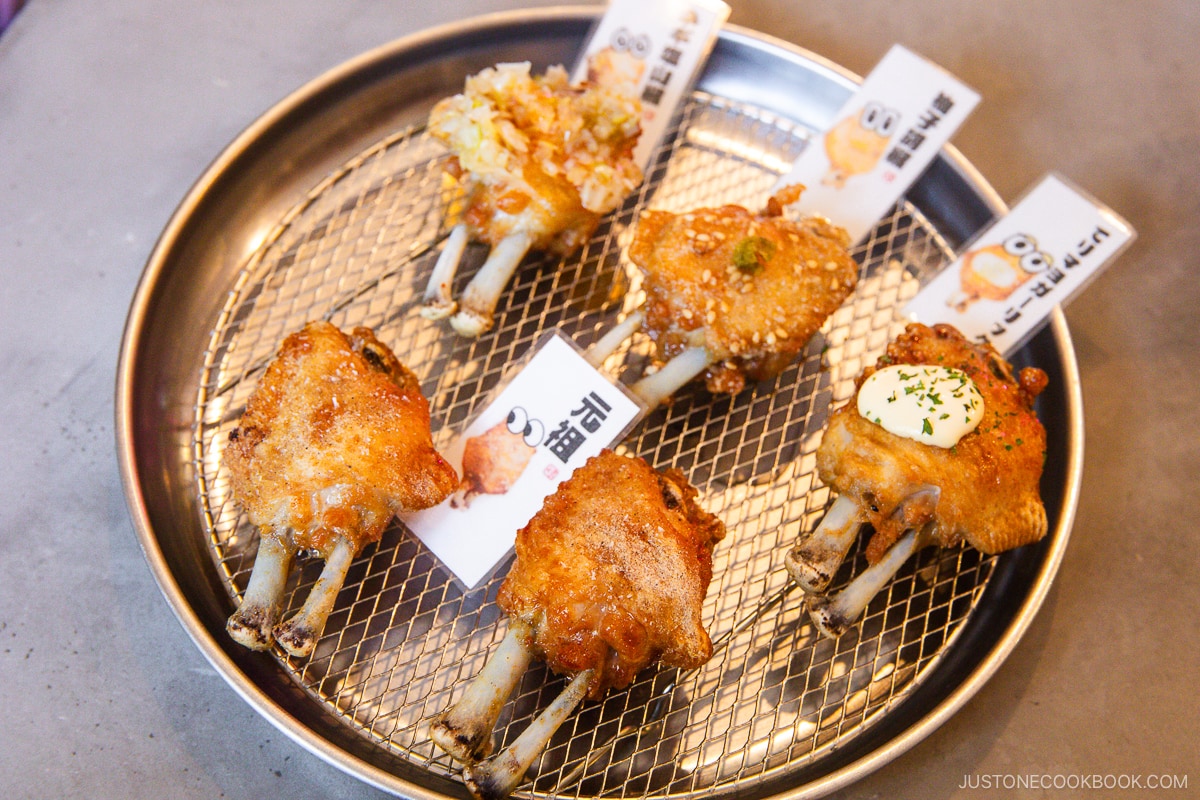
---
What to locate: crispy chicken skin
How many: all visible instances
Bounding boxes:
[627,186,859,394]
[497,451,726,698]
[225,321,458,556]
[428,62,642,256]
[817,323,1049,563]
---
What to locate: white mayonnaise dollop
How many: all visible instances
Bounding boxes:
[857,364,984,448]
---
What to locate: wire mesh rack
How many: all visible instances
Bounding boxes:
[191,89,996,799]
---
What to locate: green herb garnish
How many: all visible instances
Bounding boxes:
[732,236,776,273]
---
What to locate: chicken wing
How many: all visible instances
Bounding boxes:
[613,185,858,404]
[422,60,643,336]
[430,450,724,798]
[500,450,726,696]
[224,321,458,656]
[785,323,1049,636]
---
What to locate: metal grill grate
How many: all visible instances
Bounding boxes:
[192,91,992,798]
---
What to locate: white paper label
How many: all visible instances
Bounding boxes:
[773,44,980,243]
[573,0,731,170]
[403,333,645,588]
[903,174,1136,355]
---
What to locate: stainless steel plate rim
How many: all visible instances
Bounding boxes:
[115,7,1082,799]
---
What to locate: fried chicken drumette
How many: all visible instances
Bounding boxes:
[422,60,643,337]
[430,450,724,799]
[225,321,457,656]
[586,186,858,407]
[784,323,1049,637]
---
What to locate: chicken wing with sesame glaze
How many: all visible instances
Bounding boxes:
[590,186,858,406]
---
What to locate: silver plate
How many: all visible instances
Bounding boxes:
[116,8,1081,799]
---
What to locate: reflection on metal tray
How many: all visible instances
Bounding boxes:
[116,9,1081,800]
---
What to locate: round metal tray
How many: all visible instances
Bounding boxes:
[116,8,1081,799]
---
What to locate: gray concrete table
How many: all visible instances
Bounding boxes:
[1,1,1195,798]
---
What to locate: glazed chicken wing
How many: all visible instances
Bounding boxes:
[618,185,858,402]
[225,321,458,656]
[430,451,724,799]
[422,61,643,336]
[785,323,1049,636]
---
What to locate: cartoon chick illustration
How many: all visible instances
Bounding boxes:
[450,407,544,508]
[588,27,650,90]
[947,234,1052,312]
[821,102,900,189]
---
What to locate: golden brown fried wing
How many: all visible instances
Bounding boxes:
[431,455,724,787]
[497,450,726,698]
[790,323,1051,639]
[628,186,858,394]
[224,321,458,655]
[817,322,1049,562]
[226,320,458,555]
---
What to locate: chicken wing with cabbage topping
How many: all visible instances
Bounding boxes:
[422,60,643,337]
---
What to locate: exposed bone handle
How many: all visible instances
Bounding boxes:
[431,620,535,763]
[584,310,644,368]
[464,668,594,800]
[630,346,715,408]
[226,532,294,651]
[806,527,926,638]
[272,537,356,657]
[421,222,469,320]
[451,231,533,337]
[784,494,863,594]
